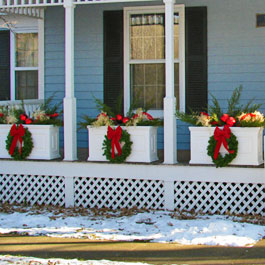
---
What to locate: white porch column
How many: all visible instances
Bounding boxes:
[163,0,177,164]
[63,0,77,161]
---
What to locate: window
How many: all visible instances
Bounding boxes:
[14,32,39,100]
[124,6,185,116]
[0,15,44,102]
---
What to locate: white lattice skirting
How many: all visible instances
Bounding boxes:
[0,175,65,206]
[0,161,264,216]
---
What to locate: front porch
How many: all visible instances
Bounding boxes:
[0,0,264,217]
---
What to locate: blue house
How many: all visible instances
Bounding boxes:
[0,0,264,215]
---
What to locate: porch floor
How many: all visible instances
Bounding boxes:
[72,148,191,164]
[57,148,264,168]
[0,148,264,168]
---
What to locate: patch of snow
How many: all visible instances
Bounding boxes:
[0,255,150,265]
[0,209,264,247]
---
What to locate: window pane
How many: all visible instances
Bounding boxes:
[130,64,165,110]
[15,71,38,100]
[130,14,165,60]
[131,63,179,110]
[130,13,179,60]
[16,33,38,67]
[174,15,179,59]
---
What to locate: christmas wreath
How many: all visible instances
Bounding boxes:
[102,126,132,163]
[207,125,238,168]
[6,124,34,160]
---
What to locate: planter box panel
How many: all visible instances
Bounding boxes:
[87,127,108,162]
[189,127,264,166]
[0,125,60,160]
[125,126,158,163]
[87,126,158,163]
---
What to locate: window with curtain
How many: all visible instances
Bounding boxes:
[128,13,180,110]
[15,33,38,100]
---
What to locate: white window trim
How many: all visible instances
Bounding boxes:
[124,5,185,118]
[9,17,44,102]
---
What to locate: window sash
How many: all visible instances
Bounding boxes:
[15,32,38,68]
[130,63,179,111]
[129,13,180,61]
[15,70,38,100]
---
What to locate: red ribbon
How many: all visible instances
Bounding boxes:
[213,125,235,160]
[240,113,256,121]
[143,112,154,120]
[9,124,25,156]
[107,126,122,159]
[133,112,154,120]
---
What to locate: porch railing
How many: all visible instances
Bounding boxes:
[0,160,264,216]
[0,0,63,7]
[0,99,44,116]
[0,0,149,8]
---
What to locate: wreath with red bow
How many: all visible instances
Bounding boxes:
[6,124,34,160]
[102,126,132,163]
[207,125,238,168]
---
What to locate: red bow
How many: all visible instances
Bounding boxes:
[9,124,25,156]
[213,125,235,160]
[107,126,122,159]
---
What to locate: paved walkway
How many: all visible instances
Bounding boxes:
[0,235,265,264]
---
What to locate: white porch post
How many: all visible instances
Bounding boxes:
[163,0,177,164]
[63,0,77,161]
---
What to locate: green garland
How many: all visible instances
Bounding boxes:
[6,126,34,160]
[207,132,238,168]
[102,129,132,163]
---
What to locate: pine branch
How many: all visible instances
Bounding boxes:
[78,115,96,130]
[208,93,223,117]
[94,98,115,117]
[176,110,198,126]
[227,85,242,116]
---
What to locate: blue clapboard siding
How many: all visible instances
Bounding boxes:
[44,6,65,145]
[44,0,265,151]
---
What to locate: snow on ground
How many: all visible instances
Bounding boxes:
[0,205,264,248]
[0,255,150,265]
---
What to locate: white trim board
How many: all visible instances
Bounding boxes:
[1,160,265,184]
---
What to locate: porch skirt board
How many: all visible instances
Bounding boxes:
[87,126,158,163]
[189,126,264,166]
[0,124,60,160]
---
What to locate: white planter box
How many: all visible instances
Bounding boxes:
[189,126,264,166]
[0,124,60,160]
[87,126,158,163]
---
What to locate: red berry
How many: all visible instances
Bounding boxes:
[116,114,123,121]
[25,118,32,124]
[20,114,27,121]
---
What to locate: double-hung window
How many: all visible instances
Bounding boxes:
[13,32,39,100]
[0,14,44,102]
[124,6,185,116]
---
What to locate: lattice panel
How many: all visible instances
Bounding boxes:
[174,181,265,216]
[74,177,164,209]
[0,174,65,206]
